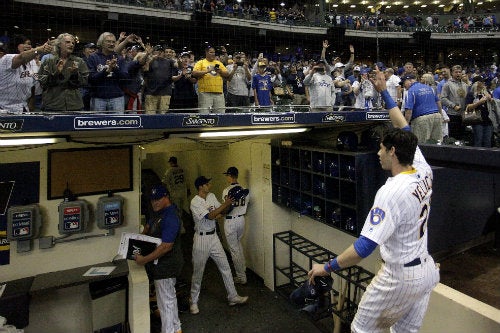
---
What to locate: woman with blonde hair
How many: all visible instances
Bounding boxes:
[465,76,493,147]
[420,73,436,90]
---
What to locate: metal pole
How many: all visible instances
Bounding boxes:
[376,11,380,62]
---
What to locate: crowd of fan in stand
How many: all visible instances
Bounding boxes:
[0,31,498,147]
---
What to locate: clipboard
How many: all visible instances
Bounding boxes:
[117,232,162,264]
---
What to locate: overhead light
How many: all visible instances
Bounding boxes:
[169,128,310,139]
[199,128,309,138]
[0,137,67,146]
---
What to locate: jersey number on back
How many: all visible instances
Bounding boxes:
[232,197,246,207]
[174,174,184,185]
[419,203,429,239]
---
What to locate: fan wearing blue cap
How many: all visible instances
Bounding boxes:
[222,167,250,285]
[135,183,184,333]
[188,175,249,314]
[352,67,375,110]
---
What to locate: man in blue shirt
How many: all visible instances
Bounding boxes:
[135,184,184,333]
[493,82,500,100]
[252,62,273,107]
[402,74,443,143]
[87,32,128,112]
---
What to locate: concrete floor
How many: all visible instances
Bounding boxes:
[438,240,500,310]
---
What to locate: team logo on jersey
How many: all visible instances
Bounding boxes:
[370,207,385,225]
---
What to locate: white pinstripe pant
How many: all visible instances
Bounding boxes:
[224,216,247,281]
[351,256,440,333]
[190,233,238,304]
[154,278,181,333]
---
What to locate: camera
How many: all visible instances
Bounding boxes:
[214,64,220,70]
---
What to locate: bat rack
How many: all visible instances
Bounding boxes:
[273,230,374,332]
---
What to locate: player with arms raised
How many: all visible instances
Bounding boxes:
[308,66,440,333]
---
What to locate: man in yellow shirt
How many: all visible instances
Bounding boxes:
[192,46,229,113]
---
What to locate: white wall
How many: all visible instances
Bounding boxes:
[2,142,141,281]
[1,142,141,333]
[421,284,500,333]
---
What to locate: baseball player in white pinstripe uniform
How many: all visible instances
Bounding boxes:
[189,176,248,315]
[309,67,440,333]
[0,37,52,113]
[222,167,249,285]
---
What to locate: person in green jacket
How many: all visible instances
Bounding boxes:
[39,33,89,111]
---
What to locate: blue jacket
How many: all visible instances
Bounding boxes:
[87,51,128,99]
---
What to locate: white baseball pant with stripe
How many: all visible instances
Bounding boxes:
[222,183,249,283]
[190,232,239,304]
[155,278,181,333]
[224,215,246,282]
[351,256,440,333]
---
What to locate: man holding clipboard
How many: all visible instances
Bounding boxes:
[134,184,184,333]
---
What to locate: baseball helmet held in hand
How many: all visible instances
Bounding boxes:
[290,276,334,306]
[228,186,249,201]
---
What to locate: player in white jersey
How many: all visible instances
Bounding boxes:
[0,37,52,113]
[189,176,248,315]
[303,59,335,111]
[162,156,188,233]
[221,167,249,285]
[308,66,440,333]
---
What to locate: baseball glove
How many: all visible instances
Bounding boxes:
[228,186,249,201]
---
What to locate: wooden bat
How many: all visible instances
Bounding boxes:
[333,279,348,333]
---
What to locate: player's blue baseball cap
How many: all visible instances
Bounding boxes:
[150,184,169,200]
[194,176,211,189]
